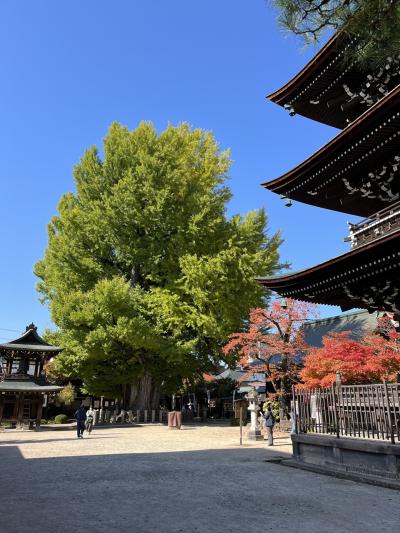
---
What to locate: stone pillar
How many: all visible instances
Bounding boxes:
[144,409,148,423]
[136,410,140,423]
[247,389,263,441]
[151,410,155,423]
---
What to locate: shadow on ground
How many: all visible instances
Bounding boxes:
[1,442,399,533]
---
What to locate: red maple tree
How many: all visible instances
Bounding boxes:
[301,317,400,388]
[223,299,317,413]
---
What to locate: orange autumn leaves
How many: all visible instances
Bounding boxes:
[223,300,317,394]
[300,327,400,388]
[224,304,400,389]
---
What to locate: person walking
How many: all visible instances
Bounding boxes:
[85,406,95,435]
[264,404,275,446]
[74,404,86,439]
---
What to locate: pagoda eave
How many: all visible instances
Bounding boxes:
[257,230,400,313]
[262,85,400,217]
[267,33,349,128]
[268,32,400,129]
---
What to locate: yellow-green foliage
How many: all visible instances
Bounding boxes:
[56,383,75,405]
[35,122,284,397]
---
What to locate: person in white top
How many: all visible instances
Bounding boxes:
[85,406,95,434]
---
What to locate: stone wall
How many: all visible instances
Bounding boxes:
[290,433,400,486]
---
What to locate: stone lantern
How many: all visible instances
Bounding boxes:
[246,388,263,441]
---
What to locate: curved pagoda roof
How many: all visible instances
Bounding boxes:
[268,33,400,129]
[257,229,400,313]
[0,324,62,356]
[262,85,400,217]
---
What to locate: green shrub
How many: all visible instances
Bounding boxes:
[40,419,48,425]
[230,417,247,427]
[54,414,69,424]
[0,422,12,429]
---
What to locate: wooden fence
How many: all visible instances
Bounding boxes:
[94,409,169,425]
[293,382,400,444]
[93,409,197,425]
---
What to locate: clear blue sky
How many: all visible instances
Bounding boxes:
[0,0,354,339]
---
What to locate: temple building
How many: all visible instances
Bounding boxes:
[258,33,400,315]
[0,324,63,429]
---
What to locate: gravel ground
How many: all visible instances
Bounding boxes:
[0,424,399,533]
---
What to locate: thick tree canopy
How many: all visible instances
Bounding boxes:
[272,0,400,68]
[36,122,283,406]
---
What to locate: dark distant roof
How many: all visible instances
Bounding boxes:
[302,310,378,348]
[216,369,245,382]
[0,324,62,354]
[0,376,63,393]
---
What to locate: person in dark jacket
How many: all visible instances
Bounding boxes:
[264,404,275,446]
[74,405,86,438]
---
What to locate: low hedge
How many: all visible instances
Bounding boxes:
[54,414,69,424]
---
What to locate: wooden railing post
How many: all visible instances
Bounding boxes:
[383,380,395,444]
[331,383,340,439]
[291,385,298,434]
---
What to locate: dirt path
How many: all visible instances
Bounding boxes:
[0,424,398,533]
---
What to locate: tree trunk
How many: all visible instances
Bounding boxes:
[150,383,160,410]
[127,373,160,411]
[280,355,290,419]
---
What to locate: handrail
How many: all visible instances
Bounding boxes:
[349,202,400,233]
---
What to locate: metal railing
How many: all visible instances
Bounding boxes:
[293,382,400,444]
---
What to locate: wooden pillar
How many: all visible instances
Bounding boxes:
[36,394,43,429]
[0,394,4,423]
[16,393,25,429]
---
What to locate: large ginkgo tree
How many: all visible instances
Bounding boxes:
[35,122,284,409]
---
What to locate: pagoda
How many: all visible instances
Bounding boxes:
[258,33,400,315]
[0,324,63,429]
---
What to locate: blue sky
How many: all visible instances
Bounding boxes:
[0,1,354,338]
